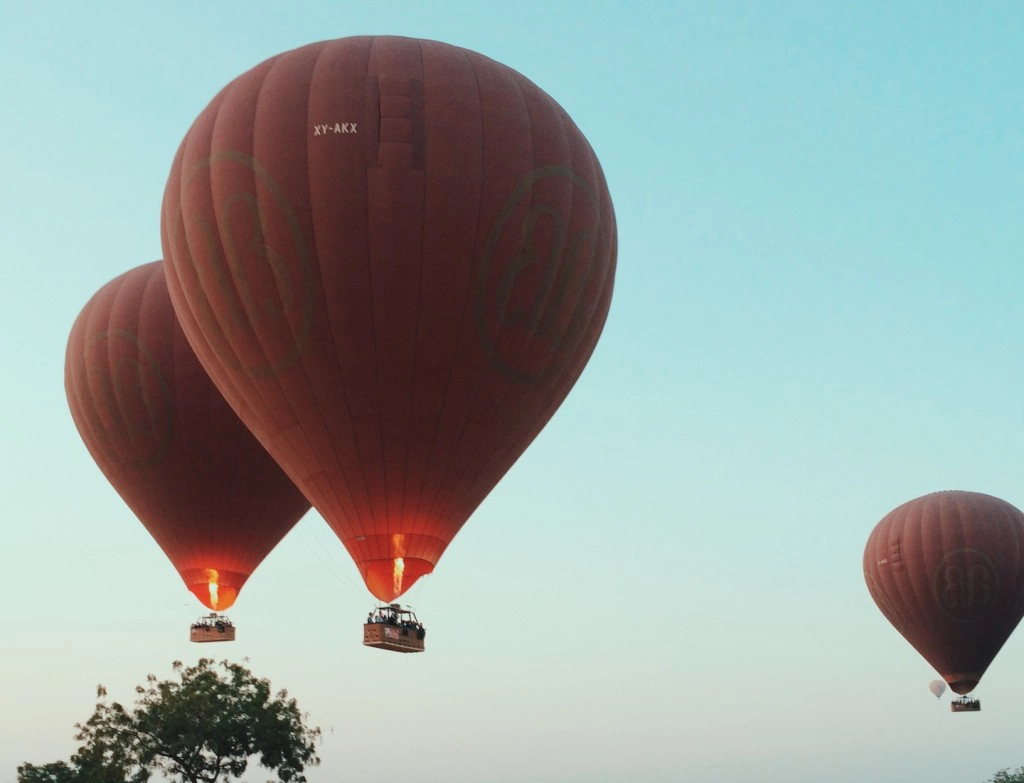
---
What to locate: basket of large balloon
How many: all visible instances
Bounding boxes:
[363,604,426,653]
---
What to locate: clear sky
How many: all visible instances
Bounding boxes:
[3,2,1024,781]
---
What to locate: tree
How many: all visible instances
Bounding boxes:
[988,769,1024,783]
[18,659,321,783]
[15,762,80,783]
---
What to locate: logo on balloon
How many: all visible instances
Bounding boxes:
[476,166,610,384]
[80,330,174,469]
[168,151,314,379]
[933,548,999,622]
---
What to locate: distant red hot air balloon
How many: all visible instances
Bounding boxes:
[863,490,1024,696]
[161,35,616,602]
[65,261,311,612]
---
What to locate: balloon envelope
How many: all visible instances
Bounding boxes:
[161,36,616,601]
[928,679,946,699]
[65,261,311,610]
[863,490,1024,695]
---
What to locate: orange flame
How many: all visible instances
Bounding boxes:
[390,533,408,598]
[392,558,405,598]
[206,568,220,611]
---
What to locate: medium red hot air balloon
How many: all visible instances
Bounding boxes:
[161,36,616,602]
[65,261,311,613]
[863,490,1024,698]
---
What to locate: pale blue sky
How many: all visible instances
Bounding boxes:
[3,2,1024,781]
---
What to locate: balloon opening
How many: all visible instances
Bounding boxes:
[362,557,434,602]
[949,678,979,696]
[181,567,246,611]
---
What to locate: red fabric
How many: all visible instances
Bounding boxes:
[864,490,1024,694]
[65,261,310,610]
[162,36,617,601]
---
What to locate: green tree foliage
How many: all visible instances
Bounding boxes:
[15,762,80,783]
[17,659,321,783]
[988,769,1024,783]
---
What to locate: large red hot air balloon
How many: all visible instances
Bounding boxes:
[161,35,616,602]
[863,490,1024,696]
[65,261,311,612]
